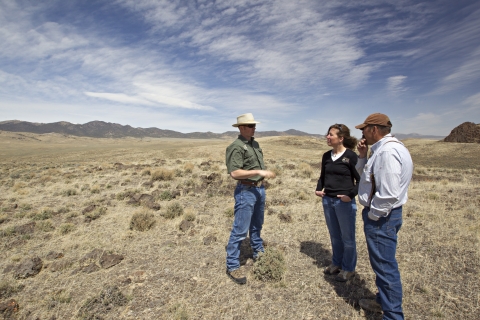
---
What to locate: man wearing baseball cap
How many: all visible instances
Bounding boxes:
[355,113,413,319]
[225,113,276,284]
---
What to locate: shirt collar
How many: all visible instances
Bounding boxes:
[238,135,254,143]
[371,133,395,153]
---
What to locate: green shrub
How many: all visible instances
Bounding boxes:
[164,202,184,219]
[130,210,156,231]
[158,190,172,201]
[254,247,286,282]
[59,223,75,235]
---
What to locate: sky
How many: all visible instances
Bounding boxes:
[0,0,479,137]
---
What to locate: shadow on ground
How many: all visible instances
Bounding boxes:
[300,241,382,320]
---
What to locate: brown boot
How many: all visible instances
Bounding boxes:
[226,268,247,284]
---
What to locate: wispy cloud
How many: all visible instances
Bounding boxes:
[0,0,479,135]
[433,47,480,94]
[387,75,408,96]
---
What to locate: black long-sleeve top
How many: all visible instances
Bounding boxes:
[315,148,361,199]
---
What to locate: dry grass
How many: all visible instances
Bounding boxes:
[0,132,479,319]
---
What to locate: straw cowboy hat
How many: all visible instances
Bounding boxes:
[232,113,261,127]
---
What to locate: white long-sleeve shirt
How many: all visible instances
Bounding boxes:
[356,134,413,220]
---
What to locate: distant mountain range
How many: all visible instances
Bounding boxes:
[393,133,445,140]
[0,120,324,139]
[0,120,445,140]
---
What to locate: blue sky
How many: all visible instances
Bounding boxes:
[0,0,479,137]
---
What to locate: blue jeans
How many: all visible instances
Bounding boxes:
[226,184,266,271]
[322,196,357,272]
[363,206,404,320]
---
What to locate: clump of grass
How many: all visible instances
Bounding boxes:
[164,202,184,219]
[158,190,173,201]
[90,185,101,194]
[224,207,234,218]
[183,208,196,222]
[0,280,24,299]
[289,190,309,200]
[184,163,194,174]
[20,203,32,211]
[59,223,75,235]
[62,189,77,196]
[151,168,174,181]
[169,303,189,320]
[84,207,107,221]
[37,220,55,232]
[185,179,196,187]
[0,226,16,238]
[174,168,183,177]
[141,168,151,176]
[32,208,53,220]
[254,247,286,282]
[270,165,283,177]
[51,289,71,304]
[130,209,156,231]
[427,193,439,200]
[298,163,314,178]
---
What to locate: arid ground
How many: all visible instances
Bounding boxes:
[1,131,479,319]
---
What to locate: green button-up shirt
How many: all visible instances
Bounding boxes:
[226,135,266,182]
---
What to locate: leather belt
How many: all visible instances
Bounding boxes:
[238,180,263,187]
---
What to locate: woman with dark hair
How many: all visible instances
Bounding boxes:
[315,124,360,282]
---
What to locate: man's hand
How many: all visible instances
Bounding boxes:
[259,170,276,179]
[357,138,368,158]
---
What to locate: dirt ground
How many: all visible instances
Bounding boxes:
[0,131,479,319]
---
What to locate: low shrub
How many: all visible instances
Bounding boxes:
[151,168,175,181]
[184,162,195,174]
[59,223,75,235]
[0,280,24,299]
[84,207,107,221]
[158,190,172,201]
[130,210,156,231]
[37,220,55,232]
[164,202,184,219]
[254,247,286,282]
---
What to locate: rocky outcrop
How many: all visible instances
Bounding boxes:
[444,122,480,143]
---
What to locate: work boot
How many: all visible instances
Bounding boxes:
[335,270,355,282]
[359,299,382,313]
[226,268,247,285]
[324,264,340,275]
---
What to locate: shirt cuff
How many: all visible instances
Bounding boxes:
[368,210,381,221]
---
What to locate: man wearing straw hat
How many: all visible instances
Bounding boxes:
[225,113,276,284]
